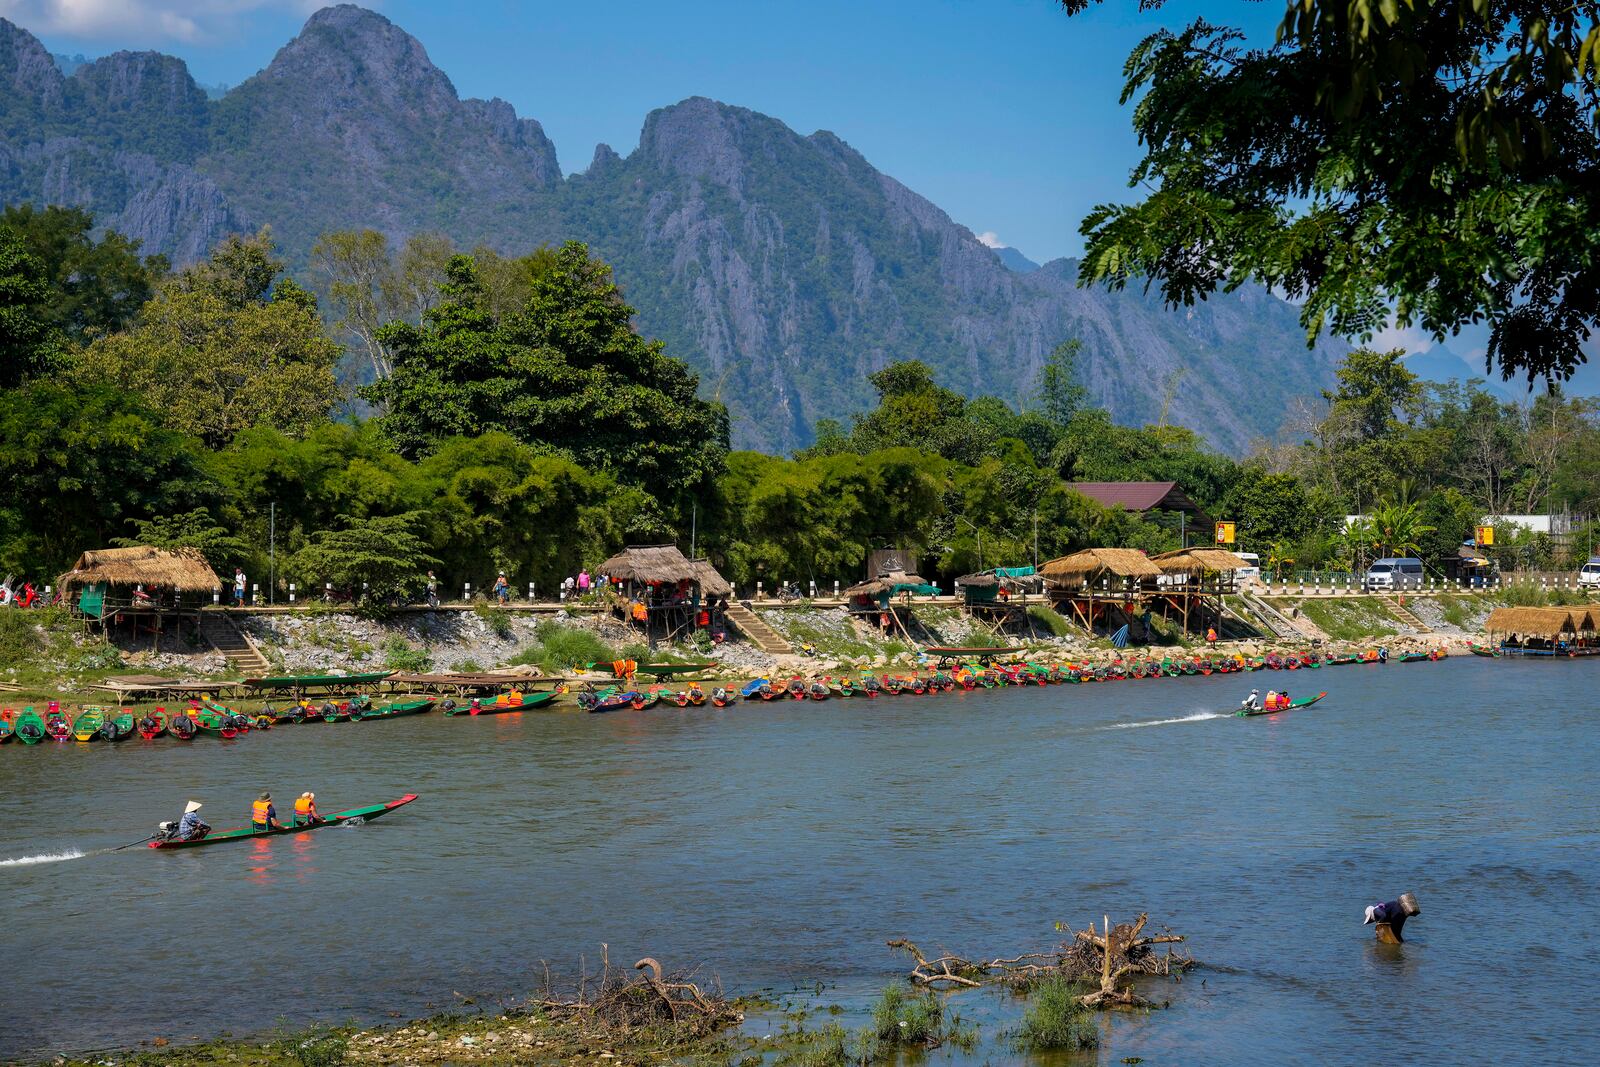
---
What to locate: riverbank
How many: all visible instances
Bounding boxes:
[2,586,1565,713]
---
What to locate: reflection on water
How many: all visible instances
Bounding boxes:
[2,659,1599,1063]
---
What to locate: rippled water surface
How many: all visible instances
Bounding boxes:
[3,658,1598,1063]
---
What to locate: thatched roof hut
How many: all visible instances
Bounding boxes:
[690,558,733,597]
[595,545,698,584]
[1039,548,1161,586]
[844,569,928,597]
[1150,547,1251,573]
[57,546,220,593]
[1484,606,1577,637]
[1564,606,1598,632]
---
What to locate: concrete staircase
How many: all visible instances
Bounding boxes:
[1384,596,1433,633]
[725,601,794,654]
[1235,593,1305,641]
[200,611,271,675]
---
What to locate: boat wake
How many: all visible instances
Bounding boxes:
[1106,711,1225,730]
[0,849,87,867]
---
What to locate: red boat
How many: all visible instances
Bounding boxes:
[136,710,168,739]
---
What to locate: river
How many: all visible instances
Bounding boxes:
[3,658,1598,1063]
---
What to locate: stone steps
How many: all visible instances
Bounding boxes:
[199,612,271,674]
[724,602,794,654]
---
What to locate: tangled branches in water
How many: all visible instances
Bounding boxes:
[889,912,1194,1010]
[530,946,742,1042]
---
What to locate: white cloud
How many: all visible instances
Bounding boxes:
[0,0,334,44]
[1370,322,1435,355]
[976,231,1005,249]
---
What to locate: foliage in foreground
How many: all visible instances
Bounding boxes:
[1006,974,1100,1052]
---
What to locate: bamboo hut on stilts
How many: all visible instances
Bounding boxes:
[1039,549,1162,639]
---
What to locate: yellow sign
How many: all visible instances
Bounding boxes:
[1215,521,1236,545]
[1475,525,1494,547]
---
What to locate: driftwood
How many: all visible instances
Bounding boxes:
[530,945,741,1041]
[890,912,1193,1010]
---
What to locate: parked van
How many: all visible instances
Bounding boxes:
[1364,557,1425,590]
[1235,552,1262,581]
[1578,557,1600,587]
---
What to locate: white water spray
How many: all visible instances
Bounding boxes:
[0,849,87,867]
[1106,711,1225,730]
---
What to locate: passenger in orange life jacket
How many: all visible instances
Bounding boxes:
[251,791,281,831]
[293,791,321,827]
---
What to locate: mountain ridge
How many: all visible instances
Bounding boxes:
[0,6,1348,453]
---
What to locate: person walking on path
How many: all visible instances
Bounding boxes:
[493,571,510,605]
[577,569,591,595]
[426,570,439,609]
[233,568,246,607]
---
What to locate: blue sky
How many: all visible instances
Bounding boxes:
[11,0,1282,264]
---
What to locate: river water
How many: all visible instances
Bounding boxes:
[3,659,1598,1063]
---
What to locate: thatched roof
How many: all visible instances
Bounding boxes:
[1150,548,1252,573]
[1484,606,1578,636]
[1564,606,1598,632]
[690,558,732,597]
[844,569,928,597]
[1039,548,1161,586]
[595,545,697,584]
[955,572,998,587]
[57,546,220,593]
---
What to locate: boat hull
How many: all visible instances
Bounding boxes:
[150,794,419,849]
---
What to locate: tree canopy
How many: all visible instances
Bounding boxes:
[1066,0,1600,388]
[75,229,342,449]
[0,204,166,342]
[366,241,730,507]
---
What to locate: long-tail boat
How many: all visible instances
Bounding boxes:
[150,794,419,850]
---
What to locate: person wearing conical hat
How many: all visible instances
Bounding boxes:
[175,800,209,842]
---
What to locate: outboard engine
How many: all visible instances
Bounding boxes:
[440,699,456,714]
[99,719,119,740]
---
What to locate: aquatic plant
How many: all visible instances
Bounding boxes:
[1006,974,1100,1051]
[867,983,976,1051]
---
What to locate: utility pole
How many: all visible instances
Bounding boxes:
[1032,510,1039,570]
[269,502,276,605]
[690,501,697,559]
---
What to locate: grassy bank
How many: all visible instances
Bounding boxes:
[1289,596,1403,641]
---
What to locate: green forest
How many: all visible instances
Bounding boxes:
[2,205,1595,604]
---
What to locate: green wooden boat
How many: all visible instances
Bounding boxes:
[444,692,556,716]
[72,707,105,742]
[1236,691,1328,717]
[98,711,136,741]
[15,708,45,744]
[353,698,436,720]
[149,793,419,849]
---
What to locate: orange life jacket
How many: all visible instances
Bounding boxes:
[252,799,273,824]
[294,796,314,816]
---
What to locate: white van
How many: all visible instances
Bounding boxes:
[1365,557,1425,590]
[1579,557,1600,587]
[1235,552,1261,581]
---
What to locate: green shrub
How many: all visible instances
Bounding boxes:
[381,634,431,673]
[867,983,974,1051]
[777,1023,853,1067]
[514,621,614,672]
[451,658,482,673]
[280,1027,348,1067]
[1494,581,1589,607]
[1027,604,1073,637]
[0,611,45,661]
[474,601,514,639]
[67,642,124,672]
[1007,974,1099,1052]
